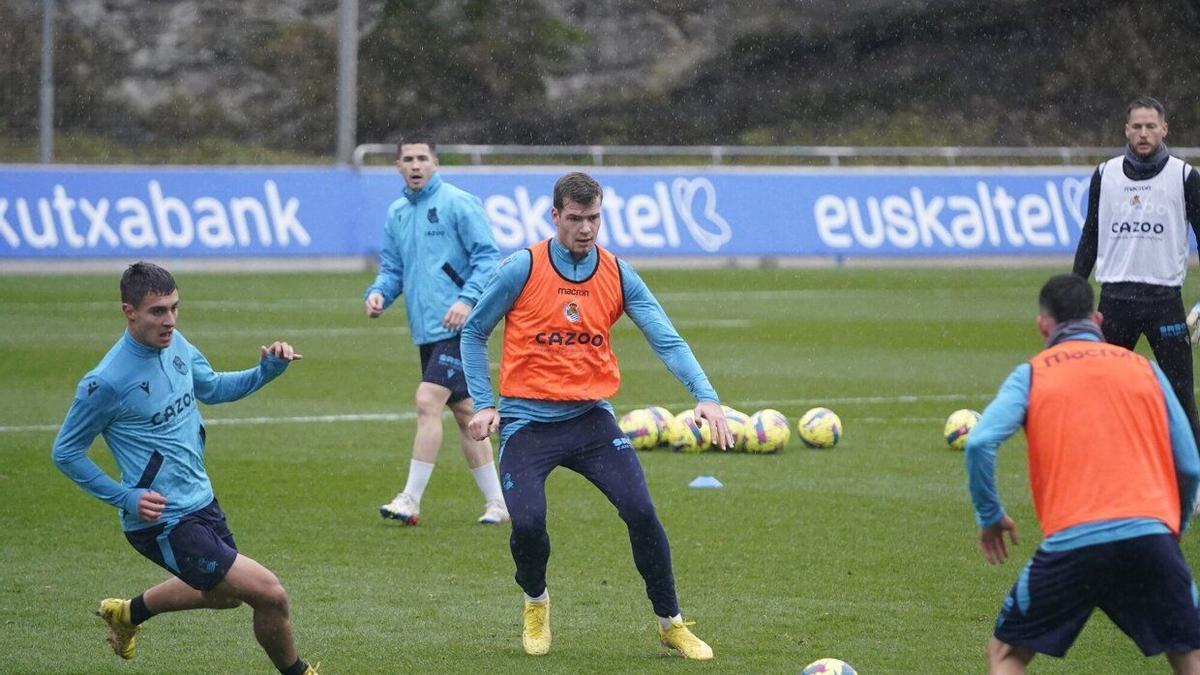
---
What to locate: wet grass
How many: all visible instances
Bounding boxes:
[2,266,1197,673]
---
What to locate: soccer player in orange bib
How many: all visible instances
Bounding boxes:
[967,273,1200,674]
[461,172,733,659]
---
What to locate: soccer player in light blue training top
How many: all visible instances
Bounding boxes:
[51,262,316,675]
[365,134,507,526]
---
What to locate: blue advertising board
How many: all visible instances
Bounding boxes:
[0,165,1099,258]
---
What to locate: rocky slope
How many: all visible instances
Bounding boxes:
[2,0,1198,153]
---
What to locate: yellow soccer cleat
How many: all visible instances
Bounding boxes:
[659,618,713,660]
[302,660,321,674]
[522,599,551,656]
[96,598,139,660]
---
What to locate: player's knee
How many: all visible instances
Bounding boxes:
[510,517,546,542]
[619,501,659,528]
[245,574,290,613]
[415,390,446,418]
[259,582,290,614]
[986,637,1028,670]
[204,591,243,610]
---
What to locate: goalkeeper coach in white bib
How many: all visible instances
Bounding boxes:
[1074,96,1200,441]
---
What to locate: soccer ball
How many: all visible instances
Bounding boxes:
[618,408,659,451]
[670,409,712,453]
[798,407,841,448]
[744,409,790,454]
[646,406,675,448]
[802,658,858,675]
[721,405,752,451]
[944,409,981,451]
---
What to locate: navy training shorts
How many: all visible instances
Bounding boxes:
[994,533,1200,657]
[124,499,239,591]
[418,336,469,404]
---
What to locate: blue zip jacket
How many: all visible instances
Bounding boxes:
[51,330,290,531]
[461,238,720,435]
[365,173,500,346]
[966,332,1200,551]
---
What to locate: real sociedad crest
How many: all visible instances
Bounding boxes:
[173,355,188,374]
[563,302,581,323]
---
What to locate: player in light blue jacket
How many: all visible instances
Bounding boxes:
[51,262,315,674]
[364,135,507,526]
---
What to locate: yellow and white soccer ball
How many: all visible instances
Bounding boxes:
[670,409,712,453]
[646,406,676,448]
[618,408,659,451]
[798,407,841,449]
[744,409,790,454]
[721,405,752,451]
[802,658,858,675]
[943,408,981,451]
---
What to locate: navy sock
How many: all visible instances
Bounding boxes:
[280,658,309,675]
[129,594,154,625]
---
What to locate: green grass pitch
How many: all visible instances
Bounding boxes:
[2,265,1197,673]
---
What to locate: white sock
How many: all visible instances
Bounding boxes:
[524,589,549,604]
[658,614,682,630]
[402,459,435,501]
[471,462,504,503]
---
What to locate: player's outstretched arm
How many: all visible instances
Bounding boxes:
[695,400,734,451]
[259,340,303,362]
[192,340,301,405]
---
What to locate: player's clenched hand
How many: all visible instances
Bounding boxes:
[260,341,303,361]
[979,515,1019,565]
[365,292,385,319]
[442,300,472,332]
[137,490,167,522]
[696,401,734,451]
[468,408,500,441]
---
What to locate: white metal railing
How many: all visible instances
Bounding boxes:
[352,143,1200,167]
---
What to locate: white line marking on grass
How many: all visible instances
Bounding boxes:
[855,417,949,424]
[0,411,419,434]
[624,393,990,410]
[185,327,410,338]
[616,318,751,329]
[205,412,419,426]
[1,423,62,433]
[4,319,750,345]
[0,326,411,344]
[0,299,353,311]
[0,393,980,434]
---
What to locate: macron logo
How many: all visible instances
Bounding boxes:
[0,180,311,251]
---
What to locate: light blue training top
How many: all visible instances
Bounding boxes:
[965,332,1200,551]
[461,238,720,433]
[51,330,291,531]
[364,173,501,346]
